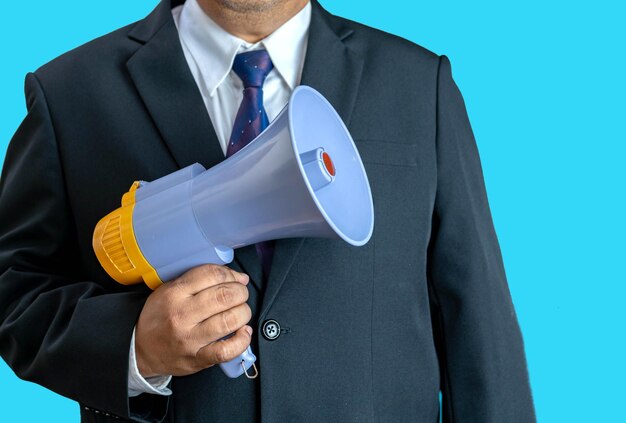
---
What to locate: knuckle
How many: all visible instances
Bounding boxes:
[163,285,183,303]
[220,310,236,333]
[207,264,228,282]
[164,316,176,332]
[164,310,179,330]
[169,274,189,293]
[215,285,235,306]
[215,343,234,363]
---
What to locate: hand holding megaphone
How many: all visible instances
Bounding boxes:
[93,86,374,379]
[133,264,254,380]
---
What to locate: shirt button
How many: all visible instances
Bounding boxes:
[262,319,281,341]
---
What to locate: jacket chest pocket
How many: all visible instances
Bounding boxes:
[354,138,419,168]
[354,138,423,240]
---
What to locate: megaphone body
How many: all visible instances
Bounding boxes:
[93,86,374,378]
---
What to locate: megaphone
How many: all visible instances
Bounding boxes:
[93,85,374,378]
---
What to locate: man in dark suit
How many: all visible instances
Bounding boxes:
[0,0,535,421]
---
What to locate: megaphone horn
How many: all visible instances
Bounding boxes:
[93,86,374,291]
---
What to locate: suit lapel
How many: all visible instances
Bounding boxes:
[300,1,364,127]
[258,0,364,319]
[126,20,224,170]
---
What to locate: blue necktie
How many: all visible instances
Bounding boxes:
[227,50,275,282]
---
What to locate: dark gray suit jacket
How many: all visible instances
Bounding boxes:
[0,0,535,421]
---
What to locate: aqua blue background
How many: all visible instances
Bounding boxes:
[1,0,625,421]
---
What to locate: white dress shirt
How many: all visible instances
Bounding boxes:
[128,0,312,397]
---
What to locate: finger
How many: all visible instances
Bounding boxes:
[191,302,252,343]
[172,264,249,295]
[185,282,249,323]
[195,325,253,367]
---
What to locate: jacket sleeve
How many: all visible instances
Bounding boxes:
[427,55,536,422]
[0,73,168,422]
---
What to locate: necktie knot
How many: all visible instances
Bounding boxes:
[232,50,274,88]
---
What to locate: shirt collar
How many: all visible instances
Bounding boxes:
[178,0,311,97]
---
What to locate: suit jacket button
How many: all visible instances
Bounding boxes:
[262,319,281,340]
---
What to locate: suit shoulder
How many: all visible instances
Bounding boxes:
[328,13,440,68]
[33,20,142,87]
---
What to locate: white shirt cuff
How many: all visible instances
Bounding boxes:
[128,327,172,397]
